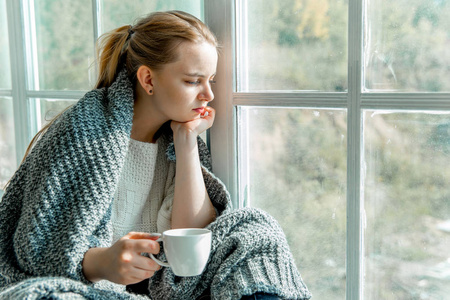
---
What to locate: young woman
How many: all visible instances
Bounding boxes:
[0,11,311,300]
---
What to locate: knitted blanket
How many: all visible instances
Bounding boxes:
[0,70,311,299]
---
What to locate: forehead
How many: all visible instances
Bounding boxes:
[166,41,218,76]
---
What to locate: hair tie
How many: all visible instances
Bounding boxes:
[127,26,134,40]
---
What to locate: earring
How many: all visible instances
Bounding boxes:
[149,89,153,95]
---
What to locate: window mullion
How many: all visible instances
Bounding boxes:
[22,0,40,138]
[205,0,238,206]
[347,0,364,299]
[6,0,31,165]
[232,92,348,108]
[91,0,100,82]
[26,90,87,100]
[235,0,248,92]
[361,93,450,110]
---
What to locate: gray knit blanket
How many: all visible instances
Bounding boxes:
[0,70,311,300]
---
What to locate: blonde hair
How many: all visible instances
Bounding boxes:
[4,11,218,190]
[96,10,218,88]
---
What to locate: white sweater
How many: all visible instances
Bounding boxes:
[111,138,172,242]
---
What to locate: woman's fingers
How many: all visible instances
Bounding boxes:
[201,106,215,119]
[133,254,161,272]
[121,232,160,254]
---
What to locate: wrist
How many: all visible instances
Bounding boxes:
[82,247,105,283]
[173,128,198,148]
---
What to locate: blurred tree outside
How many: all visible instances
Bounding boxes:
[363,112,450,299]
[245,0,348,91]
[365,0,450,91]
[34,0,95,90]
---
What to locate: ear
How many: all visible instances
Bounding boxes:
[136,65,154,95]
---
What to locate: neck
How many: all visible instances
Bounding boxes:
[130,121,162,143]
[131,97,168,144]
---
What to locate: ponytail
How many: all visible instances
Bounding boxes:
[95,25,131,89]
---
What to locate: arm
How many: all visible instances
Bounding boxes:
[170,107,217,229]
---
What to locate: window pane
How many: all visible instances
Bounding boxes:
[364,0,450,92]
[239,0,348,92]
[100,0,204,34]
[0,0,11,89]
[36,99,78,130]
[32,0,95,90]
[0,97,16,189]
[363,111,450,299]
[238,107,347,298]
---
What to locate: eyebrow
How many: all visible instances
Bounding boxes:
[184,72,216,78]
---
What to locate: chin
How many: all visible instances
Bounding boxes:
[173,116,199,123]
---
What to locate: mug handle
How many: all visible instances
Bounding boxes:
[149,233,170,268]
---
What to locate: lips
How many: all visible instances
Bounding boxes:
[193,107,205,114]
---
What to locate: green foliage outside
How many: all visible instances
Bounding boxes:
[34,0,95,90]
[246,0,348,91]
[365,0,450,91]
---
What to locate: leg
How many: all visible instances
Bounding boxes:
[149,208,311,300]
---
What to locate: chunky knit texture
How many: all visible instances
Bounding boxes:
[0,69,311,300]
[149,208,311,300]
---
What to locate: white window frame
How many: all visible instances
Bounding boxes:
[4,0,450,298]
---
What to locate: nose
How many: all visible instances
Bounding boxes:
[199,83,214,102]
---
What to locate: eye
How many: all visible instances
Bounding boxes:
[186,80,200,85]
[209,80,217,85]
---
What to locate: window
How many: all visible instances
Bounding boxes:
[208,0,450,299]
[3,0,450,299]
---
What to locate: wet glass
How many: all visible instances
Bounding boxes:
[238,107,347,298]
[364,0,450,92]
[32,0,95,90]
[240,0,348,92]
[363,110,450,299]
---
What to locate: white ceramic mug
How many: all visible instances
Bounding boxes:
[150,228,212,277]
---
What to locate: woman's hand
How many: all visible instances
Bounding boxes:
[82,232,161,285]
[171,106,215,140]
